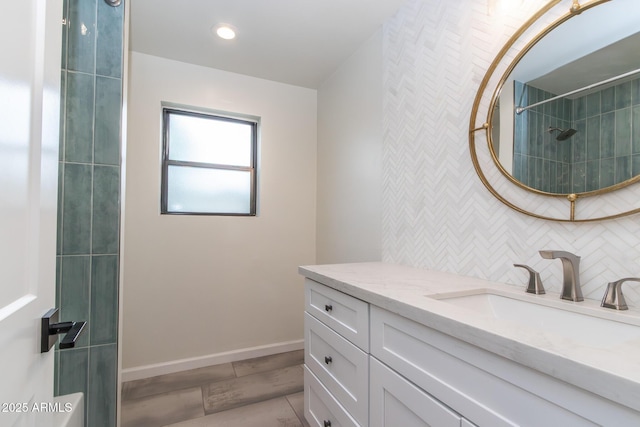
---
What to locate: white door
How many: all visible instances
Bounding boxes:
[0,0,63,425]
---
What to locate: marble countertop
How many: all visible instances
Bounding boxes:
[299,262,640,413]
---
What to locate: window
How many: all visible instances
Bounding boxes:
[161,107,258,215]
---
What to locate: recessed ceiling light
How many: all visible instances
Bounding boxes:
[215,25,236,40]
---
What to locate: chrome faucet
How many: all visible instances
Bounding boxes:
[539,250,584,302]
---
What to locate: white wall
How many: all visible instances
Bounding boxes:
[122,52,317,372]
[316,30,383,264]
[382,0,640,306]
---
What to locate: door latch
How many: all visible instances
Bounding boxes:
[41,308,87,353]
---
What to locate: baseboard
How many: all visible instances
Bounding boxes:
[121,339,304,382]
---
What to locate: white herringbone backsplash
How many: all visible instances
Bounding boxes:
[381,0,640,306]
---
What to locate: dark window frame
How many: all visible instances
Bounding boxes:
[161,107,258,216]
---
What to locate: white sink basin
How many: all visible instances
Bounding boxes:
[430,289,640,348]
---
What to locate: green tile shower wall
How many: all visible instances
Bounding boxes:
[514,78,640,193]
[55,1,123,426]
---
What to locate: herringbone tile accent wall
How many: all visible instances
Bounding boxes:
[382,0,640,306]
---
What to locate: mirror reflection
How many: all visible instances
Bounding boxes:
[491,0,640,195]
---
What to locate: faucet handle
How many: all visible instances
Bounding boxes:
[514,264,545,295]
[601,278,640,310]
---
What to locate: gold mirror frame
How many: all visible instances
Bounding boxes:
[469,0,640,222]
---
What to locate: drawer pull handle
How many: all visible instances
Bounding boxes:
[324,421,332,427]
[324,304,333,312]
[324,356,332,364]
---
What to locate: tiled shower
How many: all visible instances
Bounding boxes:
[55,0,124,425]
[513,77,640,193]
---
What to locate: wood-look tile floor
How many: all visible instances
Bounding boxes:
[121,350,310,427]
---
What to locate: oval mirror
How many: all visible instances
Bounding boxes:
[470,0,640,221]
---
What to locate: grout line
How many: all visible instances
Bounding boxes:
[284,393,305,426]
[199,384,207,422]
[194,384,206,424]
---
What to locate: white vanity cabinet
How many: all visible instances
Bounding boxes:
[303,270,640,427]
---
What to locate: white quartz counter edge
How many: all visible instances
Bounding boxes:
[299,262,640,413]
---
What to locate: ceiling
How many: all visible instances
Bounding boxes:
[129,0,407,89]
[528,31,640,98]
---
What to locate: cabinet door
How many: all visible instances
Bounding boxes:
[370,357,461,427]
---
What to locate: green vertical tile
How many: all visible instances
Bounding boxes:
[632,154,640,177]
[585,159,600,192]
[572,162,586,193]
[563,98,572,121]
[566,163,573,193]
[54,349,60,396]
[573,119,586,162]
[527,112,536,156]
[57,347,89,398]
[615,156,631,184]
[91,256,118,345]
[560,134,571,163]
[59,71,67,161]
[633,105,640,154]
[520,155,528,186]
[92,166,120,254]
[632,78,640,106]
[57,162,64,255]
[574,95,586,120]
[61,0,68,70]
[95,77,121,165]
[541,160,550,192]
[65,72,95,163]
[533,158,543,191]
[600,158,615,188]
[67,0,96,73]
[601,86,615,113]
[62,164,93,255]
[56,256,62,308]
[615,108,631,157]
[88,344,117,427]
[96,0,124,78]
[600,112,615,158]
[58,347,89,427]
[60,255,91,348]
[586,116,600,161]
[513,154,521,181]
[586,92,600,118]
[615,81,632,110]
[549,161,557,193]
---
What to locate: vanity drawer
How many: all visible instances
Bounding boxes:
[305,312,368,425]
[304,365,360,427]
[305,279,369,351]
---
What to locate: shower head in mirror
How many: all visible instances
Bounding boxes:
[548,126,577,141]
[104,0,121,6]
